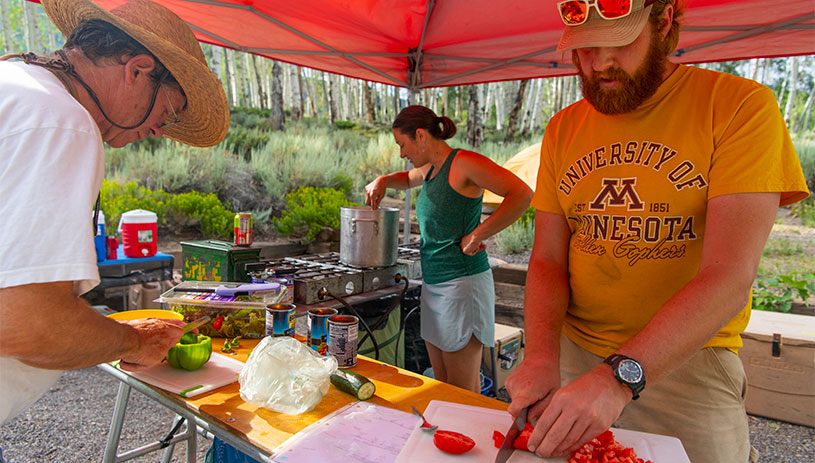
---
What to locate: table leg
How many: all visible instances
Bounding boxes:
[103,382,132,463]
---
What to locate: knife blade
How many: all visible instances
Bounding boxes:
[182,316,211,334]
[494,407,528,463]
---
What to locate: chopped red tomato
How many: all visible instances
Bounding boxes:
[568,430,653,463]
[492,422,535,450]
[433,430,476,455]
[492,430,505,448]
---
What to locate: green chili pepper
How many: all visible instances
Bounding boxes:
[221,336,242,353]
[166,333,212,371]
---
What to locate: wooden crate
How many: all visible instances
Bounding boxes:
[739,310,815,427]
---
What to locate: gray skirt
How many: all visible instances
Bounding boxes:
[420,269,495,352]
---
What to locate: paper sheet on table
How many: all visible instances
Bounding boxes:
[272,401,415,463]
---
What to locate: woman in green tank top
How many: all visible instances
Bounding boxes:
[365,105,532,393]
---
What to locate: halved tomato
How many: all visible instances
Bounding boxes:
[433,430,476,454]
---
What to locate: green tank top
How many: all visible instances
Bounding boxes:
[416,149,490,284]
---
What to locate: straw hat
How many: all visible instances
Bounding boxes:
[41,0,229,147]
[557,0,655,53]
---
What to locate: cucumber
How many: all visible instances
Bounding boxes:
[330,369,376,400]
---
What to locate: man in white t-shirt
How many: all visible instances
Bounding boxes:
[0,0,229,429]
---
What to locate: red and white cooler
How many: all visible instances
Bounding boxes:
[118,209,158,258]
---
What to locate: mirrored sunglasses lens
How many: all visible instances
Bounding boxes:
[560,1,588,25]
[597,0,631,18]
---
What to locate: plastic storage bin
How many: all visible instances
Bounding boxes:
[159,280,287,338]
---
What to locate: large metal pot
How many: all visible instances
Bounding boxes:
[340,206,400,268]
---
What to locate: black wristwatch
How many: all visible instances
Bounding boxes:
[603,354,646,400]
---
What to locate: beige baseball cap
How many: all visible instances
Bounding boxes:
[557,0,656,53]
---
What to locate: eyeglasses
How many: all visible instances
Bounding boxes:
[158,84,181,130]
[557,0,644,26]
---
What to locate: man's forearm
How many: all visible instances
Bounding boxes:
[523,256,570,362]
[0,283,140,369]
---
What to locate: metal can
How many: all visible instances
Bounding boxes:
[308,308,338,355]
[234,212,253,246]
[328,315,358,368]
[265,303,296,337]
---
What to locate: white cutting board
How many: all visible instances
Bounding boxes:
[395,400,690,463]
[116,352,244,398]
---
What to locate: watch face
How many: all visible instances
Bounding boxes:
[618,359,643,383]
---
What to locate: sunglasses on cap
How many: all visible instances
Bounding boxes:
[558,0,658,26]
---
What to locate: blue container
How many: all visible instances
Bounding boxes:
[94,211,106,262]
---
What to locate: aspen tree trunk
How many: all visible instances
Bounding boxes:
[466,85,483,148]
[327,73,338,124]
[441,87,448,117]
[363,81,375,124]
[777,60,790,106]
[296,67,305,119]
[484,83,495,130]
[519,78,536,135]
[21,0,42,53]
[504,79,529,143]
[530,79,544,133]
[393,85,400,117]
[494,83,506,132]
[750,58,760,82]
[1,0,13,53]
[456,87,463,120]
[407,89,417,106]
[251,55,267,110]
[210,46,222,81]
[288,64,302,120]
[522,79,544,137]
[270,60,285,130]
[796,85,814,136]
[783,57,798,129]
[236,52,248,107]
[281,63,291,114]
[241,54,255,107]
[224,49,238,107]
[320,72,330,121]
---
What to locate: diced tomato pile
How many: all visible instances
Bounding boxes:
[568,430,653,463]
[492,427,653,463]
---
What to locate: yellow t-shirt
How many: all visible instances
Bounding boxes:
[532,64,809,357]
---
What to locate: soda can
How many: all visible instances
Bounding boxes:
[265,303,296,337]
[328,315,358,368]
[308,308,338,355]
[234,212,253,246]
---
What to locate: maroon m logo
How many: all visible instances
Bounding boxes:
[589,178,644,211]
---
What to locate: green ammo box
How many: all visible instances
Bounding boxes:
[180,240,261,283]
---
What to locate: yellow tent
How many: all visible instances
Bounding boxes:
[483,142,541,210]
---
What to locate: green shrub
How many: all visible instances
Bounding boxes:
[753,271,815,313]
[100,181,233,239]
[494,220,535,255]
[273,186,360,242]
[335,120,356,129]
[165,191,235,238]
[101,181,170,231]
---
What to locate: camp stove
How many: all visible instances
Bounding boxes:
[295,252,408,295]
[248,257,363,305]
[396,244,422,280]
[250,254,408,305]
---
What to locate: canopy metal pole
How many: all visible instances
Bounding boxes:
[402,160,414,245]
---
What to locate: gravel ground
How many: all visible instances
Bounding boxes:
[1,366,812,463]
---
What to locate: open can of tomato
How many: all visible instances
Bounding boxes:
[328,315,358,368]
[265,303,296,337]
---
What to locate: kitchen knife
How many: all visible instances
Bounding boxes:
[182,316,211,334]
[494,407,528,463]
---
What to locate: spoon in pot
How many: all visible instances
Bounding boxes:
[411,406,438,433]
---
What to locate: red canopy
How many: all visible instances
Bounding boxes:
[37,0,815,89]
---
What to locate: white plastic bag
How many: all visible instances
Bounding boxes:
[239,336,338,415]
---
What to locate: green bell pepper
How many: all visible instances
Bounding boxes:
[166,333,212,371]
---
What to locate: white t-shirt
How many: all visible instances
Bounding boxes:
[0,61,105,425]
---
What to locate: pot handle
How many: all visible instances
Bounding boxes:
[351,218,379,235]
